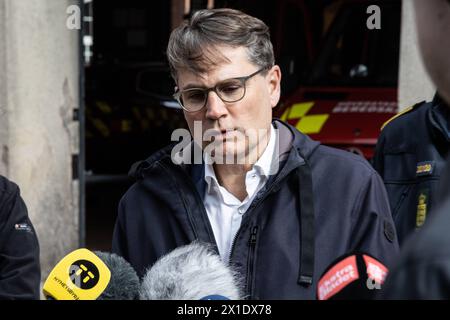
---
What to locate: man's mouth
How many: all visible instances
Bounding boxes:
[216,128,238,140]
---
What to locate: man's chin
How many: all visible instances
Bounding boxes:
[204,146,248,165]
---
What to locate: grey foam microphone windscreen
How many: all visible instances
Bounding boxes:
[139,241,243,300]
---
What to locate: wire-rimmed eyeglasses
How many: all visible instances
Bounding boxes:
[173,67,269,112]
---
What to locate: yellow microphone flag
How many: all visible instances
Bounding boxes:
[43,248,111,300]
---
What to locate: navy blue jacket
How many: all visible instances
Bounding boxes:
[381,156,450,299]
[0,176,41,300]
[373,94,450,245]
[112,119,399,299]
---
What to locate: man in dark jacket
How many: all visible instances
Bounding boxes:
[372,93,450,245]
[380,0,450,299]
[0,175,40,299]
[112,8,399,299]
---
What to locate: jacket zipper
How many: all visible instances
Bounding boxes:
[228,173,288,261]
[228,162,302,294]
[246,226,258,298]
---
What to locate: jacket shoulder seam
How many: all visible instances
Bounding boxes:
[381,101,428,132]
[315,146,376,174]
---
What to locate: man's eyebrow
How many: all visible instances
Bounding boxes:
[180,75,241,91]
[180,83,208,90]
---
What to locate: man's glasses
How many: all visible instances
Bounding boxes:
[173,67,268,112]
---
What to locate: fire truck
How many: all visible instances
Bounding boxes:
[272,0,401,160]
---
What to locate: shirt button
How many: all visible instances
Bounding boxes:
[238,208,245,214]
[252,174,257,179]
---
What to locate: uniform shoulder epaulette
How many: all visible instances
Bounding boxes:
[380,100,426,131]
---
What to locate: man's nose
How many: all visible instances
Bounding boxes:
[205,91,228,120]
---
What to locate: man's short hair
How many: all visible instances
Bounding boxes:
[167,8,274,81]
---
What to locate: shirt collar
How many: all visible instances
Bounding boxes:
[204,157,218,194]
[253,123,277,178]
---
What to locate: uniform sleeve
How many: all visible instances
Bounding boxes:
[0,182,41,300]
[349,171,400,269]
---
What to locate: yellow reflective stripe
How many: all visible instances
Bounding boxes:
[280,108,289,121]
[96,101,112,114]
[381,106,413,131]
[121,120,132,132]
[92,119,110,137]
[289,102,315,119]
[296,114,329,134]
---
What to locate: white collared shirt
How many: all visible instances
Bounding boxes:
[203,125,278,263]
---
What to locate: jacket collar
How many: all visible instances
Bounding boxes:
[428,92,450,146]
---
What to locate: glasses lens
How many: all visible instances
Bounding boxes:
[180,89,206,111]
[216,80,245,102]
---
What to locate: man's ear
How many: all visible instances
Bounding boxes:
[268,65,281,108]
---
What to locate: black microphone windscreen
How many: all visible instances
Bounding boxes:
[317,252,388,300]
[94,251,140,300]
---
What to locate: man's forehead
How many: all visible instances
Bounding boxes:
[179,46,249,70]
[176,50,255,87]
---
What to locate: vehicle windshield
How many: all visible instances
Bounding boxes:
[306,1,401,87]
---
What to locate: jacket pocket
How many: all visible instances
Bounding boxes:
[388,184,413,223]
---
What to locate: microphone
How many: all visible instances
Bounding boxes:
[43,248,140,300]
[139,241,243,300]
[317,252,388,300]
[93,251,140,300]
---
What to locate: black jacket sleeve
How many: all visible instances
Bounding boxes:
[349,171,400,269]
[381,257,450,299]
[0,177,41,300]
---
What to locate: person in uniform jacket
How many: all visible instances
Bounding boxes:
[381,161,450,299]
[0,175,40,299]
[372,93,450,245]
[379,0,450,299]
[112,8,399,299]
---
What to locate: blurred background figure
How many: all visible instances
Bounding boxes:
[0,175,40,299]
[381,0,450,299]
[373,91,449,245]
